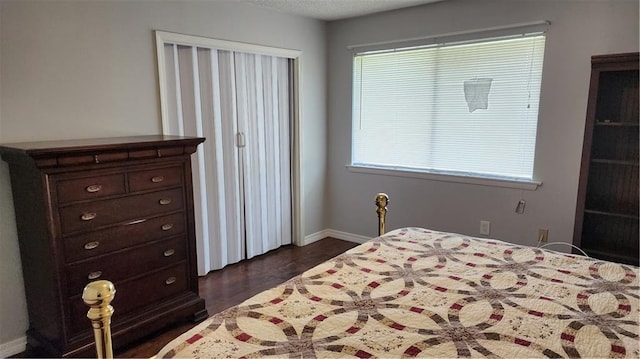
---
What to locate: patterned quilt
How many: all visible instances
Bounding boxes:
[157,228,639,358]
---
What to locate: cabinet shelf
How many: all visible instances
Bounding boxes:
[591,158,639,166]
[584,209,638,220]
[595,121,639,127]
[581,247,638,265]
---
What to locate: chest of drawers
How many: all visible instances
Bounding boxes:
[0,135,207,357]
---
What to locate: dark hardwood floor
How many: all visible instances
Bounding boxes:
[15,237,358,358]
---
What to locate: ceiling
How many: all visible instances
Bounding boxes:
[243,0,445,21]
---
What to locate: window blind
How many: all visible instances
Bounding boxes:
[352,34,546,181]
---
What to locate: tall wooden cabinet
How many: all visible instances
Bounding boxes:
[0,136,207,357]
[573,53,639,265]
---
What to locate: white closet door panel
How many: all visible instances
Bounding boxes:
[262,56,279,251]
[188,47,214,276]
[195,48,241,273]
[253,55,270,256]
[163,44,181,136]
[177,46,199,137]
[193,48,217,273]
[233,53,249,257]
[238,53,293,259]
[262,55,290,250]
[195,48,246,273]
[236,53,263,259]
[236,53,294,258]
[166,44,215,274]
[176,46,213,275]
[173,46,211,275]
[278,59,293,246]
[171,46,247,274]
[215,50,245,265]
[236,53,255,257]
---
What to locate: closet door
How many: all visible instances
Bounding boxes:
[161,43,293,274]
[164,45,246,274]
[197,48,247,269]
[235,53,292,259]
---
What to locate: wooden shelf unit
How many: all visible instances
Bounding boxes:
[573,52,639,265]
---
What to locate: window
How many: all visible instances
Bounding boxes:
[352,34,546,183]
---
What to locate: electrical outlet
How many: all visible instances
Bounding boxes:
[538,228,549,243]
[480,221,491,235]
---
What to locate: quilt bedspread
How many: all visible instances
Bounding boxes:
[157,228,639,358]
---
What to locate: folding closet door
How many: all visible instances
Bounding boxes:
[161,43,292,275]
[234,53,292,259]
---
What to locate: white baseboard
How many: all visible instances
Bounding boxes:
[325,229,371,244]
[0,336,26,358]
[302,229,332,246]
[303,229,371,246]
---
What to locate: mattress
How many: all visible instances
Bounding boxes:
[157,227,639,358]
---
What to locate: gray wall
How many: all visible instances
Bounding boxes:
[326,1,638,240]
[0,0,326,346]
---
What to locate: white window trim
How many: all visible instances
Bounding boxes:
[348,21,550,190]
[347,20,550,52]
[347,164,541,190]
[154,30,305,245]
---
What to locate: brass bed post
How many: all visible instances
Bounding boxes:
[83,280,116,359]
[375,193,389,236]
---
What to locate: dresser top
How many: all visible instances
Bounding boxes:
[0,135,205,168]
[0,135,205,157]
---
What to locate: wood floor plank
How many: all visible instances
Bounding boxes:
[14,237,358,358]
[118,237,357,358]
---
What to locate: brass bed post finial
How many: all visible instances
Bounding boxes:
[83,280,116,359]
[375,193,389,236]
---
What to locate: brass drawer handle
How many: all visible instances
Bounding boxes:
[151,176,165,183]
[86,184,103,193]
[81,212,97,221]
[87,271,102,280]
[164,249,175,257]
[84,241,100,250]
[161,223,174,231]
[165,276,176,285]
[159,198,172,205]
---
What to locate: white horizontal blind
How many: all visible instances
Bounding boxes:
[352,35,546,180]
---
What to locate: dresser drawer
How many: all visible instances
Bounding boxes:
[56,151,129,167]
[59,188,184,234]
[69,263,189,335]
[56,173,126,203]
[128,166,183,192]
[63,212,185,263]
[65,236,186,296]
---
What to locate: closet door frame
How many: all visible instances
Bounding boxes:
[154,30,304,247]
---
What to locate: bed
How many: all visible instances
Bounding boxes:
[84,193,639,358]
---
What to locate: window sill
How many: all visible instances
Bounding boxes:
[346,165,542,191]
